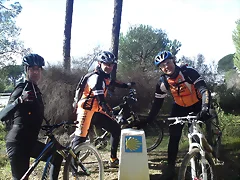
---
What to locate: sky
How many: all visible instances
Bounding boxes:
[5,0,240,65]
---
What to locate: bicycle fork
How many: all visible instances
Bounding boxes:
[188,134,211,180]
[68,148,91,176]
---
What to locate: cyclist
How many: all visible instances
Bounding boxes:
[1,54,63,180]
[138,51,212,179]
[71,51,134,168]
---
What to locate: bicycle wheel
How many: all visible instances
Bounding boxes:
[75,127,101,162]
[143,121,164,152]
[63,143,104,180]
[178,148,216,180]
[41,156,52,180]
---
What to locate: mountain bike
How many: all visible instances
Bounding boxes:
[167,114,222,180]
[87,88,164,153]
[21,120,104,180]
[72,88,163,162]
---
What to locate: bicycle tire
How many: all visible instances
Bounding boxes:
[63,143,104,180]
[75,129,97,162]
[41,156,52,180]
[178,148,216,180]
[143,121,164,152]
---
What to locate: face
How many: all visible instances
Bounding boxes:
[27,66,42,84]
[100,62,115,74]
[159,59,176,75]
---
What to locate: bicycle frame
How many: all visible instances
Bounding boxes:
[21,141,56,180]
[21,121,89,180]
[168,115,214,180]
[188,119,213,180]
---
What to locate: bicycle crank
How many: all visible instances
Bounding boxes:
[94,138,108,150]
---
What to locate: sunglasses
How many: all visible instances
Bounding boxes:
[102,62,115,67]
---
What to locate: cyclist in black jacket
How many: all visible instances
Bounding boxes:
[137,51,212,180]
[1,54,62,180]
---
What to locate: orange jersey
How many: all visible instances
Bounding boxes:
[154,66,207,107]
[77,73,110,112]
[167,71,201,107]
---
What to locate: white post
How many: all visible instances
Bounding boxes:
[118,128,149,180]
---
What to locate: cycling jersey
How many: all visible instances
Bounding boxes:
[6,81,44,144]
[4,80,62,180]
[162,67,202,107]
[74,66,128,159]
[148,65,210,119]
[78,66,129,111]
[147,65,212,168]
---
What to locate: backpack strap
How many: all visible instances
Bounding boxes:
[73,71,98,109]
[159,75,170,90]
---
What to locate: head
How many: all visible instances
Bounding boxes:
[97,51,117,74]
[154,51,176,75]
[22,54,45,84]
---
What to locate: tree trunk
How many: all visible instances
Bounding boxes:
[63,0,74,72]
[110,0,123,81]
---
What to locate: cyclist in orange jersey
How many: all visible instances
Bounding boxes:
[72,51,134,168]
[137,51,213,179]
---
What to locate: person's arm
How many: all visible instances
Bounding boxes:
[187,68,211,119]
[90,75,112,114]
[136,79,168,129]
[0,86,22,122]
[187,68,211,108]
[146,79,167,123]
[109,79,135,89]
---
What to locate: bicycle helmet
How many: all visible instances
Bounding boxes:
[97,51,117,64]
[154,51,174,67]
[22,53,45,67]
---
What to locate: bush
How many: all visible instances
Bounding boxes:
[4,84,14,93]
[39,65,86,125]
[39,65,173,127]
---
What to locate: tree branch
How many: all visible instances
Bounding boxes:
[0,3,12,11]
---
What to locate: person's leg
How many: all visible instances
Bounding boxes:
[30,141,63,180]
[161,104,187,179]
[48,152,63,180]
[167,104,187,167]
[92,112,121,159]
[168,124,184,166]
[72,109,95,148]
[6,142,30,180]
[205,119,213,146]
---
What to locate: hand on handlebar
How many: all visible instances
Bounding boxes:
[197,106,211,121]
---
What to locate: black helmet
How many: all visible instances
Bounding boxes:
[22,54,45,67]
[97,51,117,64]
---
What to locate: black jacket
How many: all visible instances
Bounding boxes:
[5,81,44,144]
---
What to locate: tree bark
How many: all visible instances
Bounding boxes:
[110,0,123,80]
[63,0,74,72]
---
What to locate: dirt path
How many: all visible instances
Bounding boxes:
[100,147,240,180]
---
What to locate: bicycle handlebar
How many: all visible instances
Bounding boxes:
[167,115,204,126]
[41,121,79,132]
